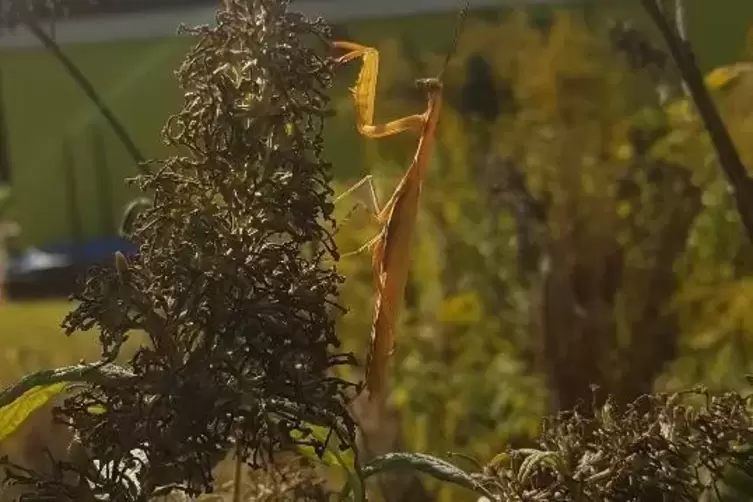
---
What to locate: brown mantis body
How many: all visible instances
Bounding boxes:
[333,40,444,403]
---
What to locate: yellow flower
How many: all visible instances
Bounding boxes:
[704,62,753,92]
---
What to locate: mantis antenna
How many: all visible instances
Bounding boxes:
[439,0,472,82]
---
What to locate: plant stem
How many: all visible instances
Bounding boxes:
[641,0,753,243]
[673,0,690,96]
[0,362,136,409]
[21,15,147,172]
[232,440,243,502]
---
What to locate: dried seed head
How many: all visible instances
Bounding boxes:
[4,0,357,499]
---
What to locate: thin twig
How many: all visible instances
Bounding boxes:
[232,439,243,502]
[642,0,753,243]
[673,0,689,96]
[21,15,147,172]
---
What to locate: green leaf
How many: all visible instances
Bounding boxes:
[291,424,364,502]
[86,404,107,415]
[516,448,561,484]
[361,452,494,499]
[0,382,69,443]
[291,424,354,470]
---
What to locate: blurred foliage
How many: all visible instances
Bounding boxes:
[331,8,753,500]
[0,302,98,385]
[660,50,753,393]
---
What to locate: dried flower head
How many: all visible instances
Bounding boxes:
[3,0,357,498]
[478,388,753,501]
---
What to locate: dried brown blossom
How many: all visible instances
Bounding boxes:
[477,388,753,501]
[2,0,357,499]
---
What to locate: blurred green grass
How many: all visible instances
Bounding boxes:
[0,301,97,384]
[0,36,189,246]
[0,301,148,385]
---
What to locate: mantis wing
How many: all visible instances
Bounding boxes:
[366,175,422,402]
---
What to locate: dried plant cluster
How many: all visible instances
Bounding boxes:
[478,388,753,501]
[2,0,357,498]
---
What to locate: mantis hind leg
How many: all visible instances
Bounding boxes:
[335,174,382,222]
[339,232,382,259]
[335,174,381,219]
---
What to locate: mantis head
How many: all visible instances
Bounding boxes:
[414,77,443,95]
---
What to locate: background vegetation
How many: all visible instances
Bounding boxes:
[3,0,753,500]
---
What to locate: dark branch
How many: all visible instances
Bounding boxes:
[21,14,146,171]
[641,0,753,242]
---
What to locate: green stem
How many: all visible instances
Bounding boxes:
[232,439,243,502]
[21,15,147,172]
[0,362,136,408]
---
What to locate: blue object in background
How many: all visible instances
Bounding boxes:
[36,236,138,265]
[3,236,138,300]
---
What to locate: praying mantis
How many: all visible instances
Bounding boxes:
[332,6,468,403]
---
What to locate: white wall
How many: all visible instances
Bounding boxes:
[0,0,568,48]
